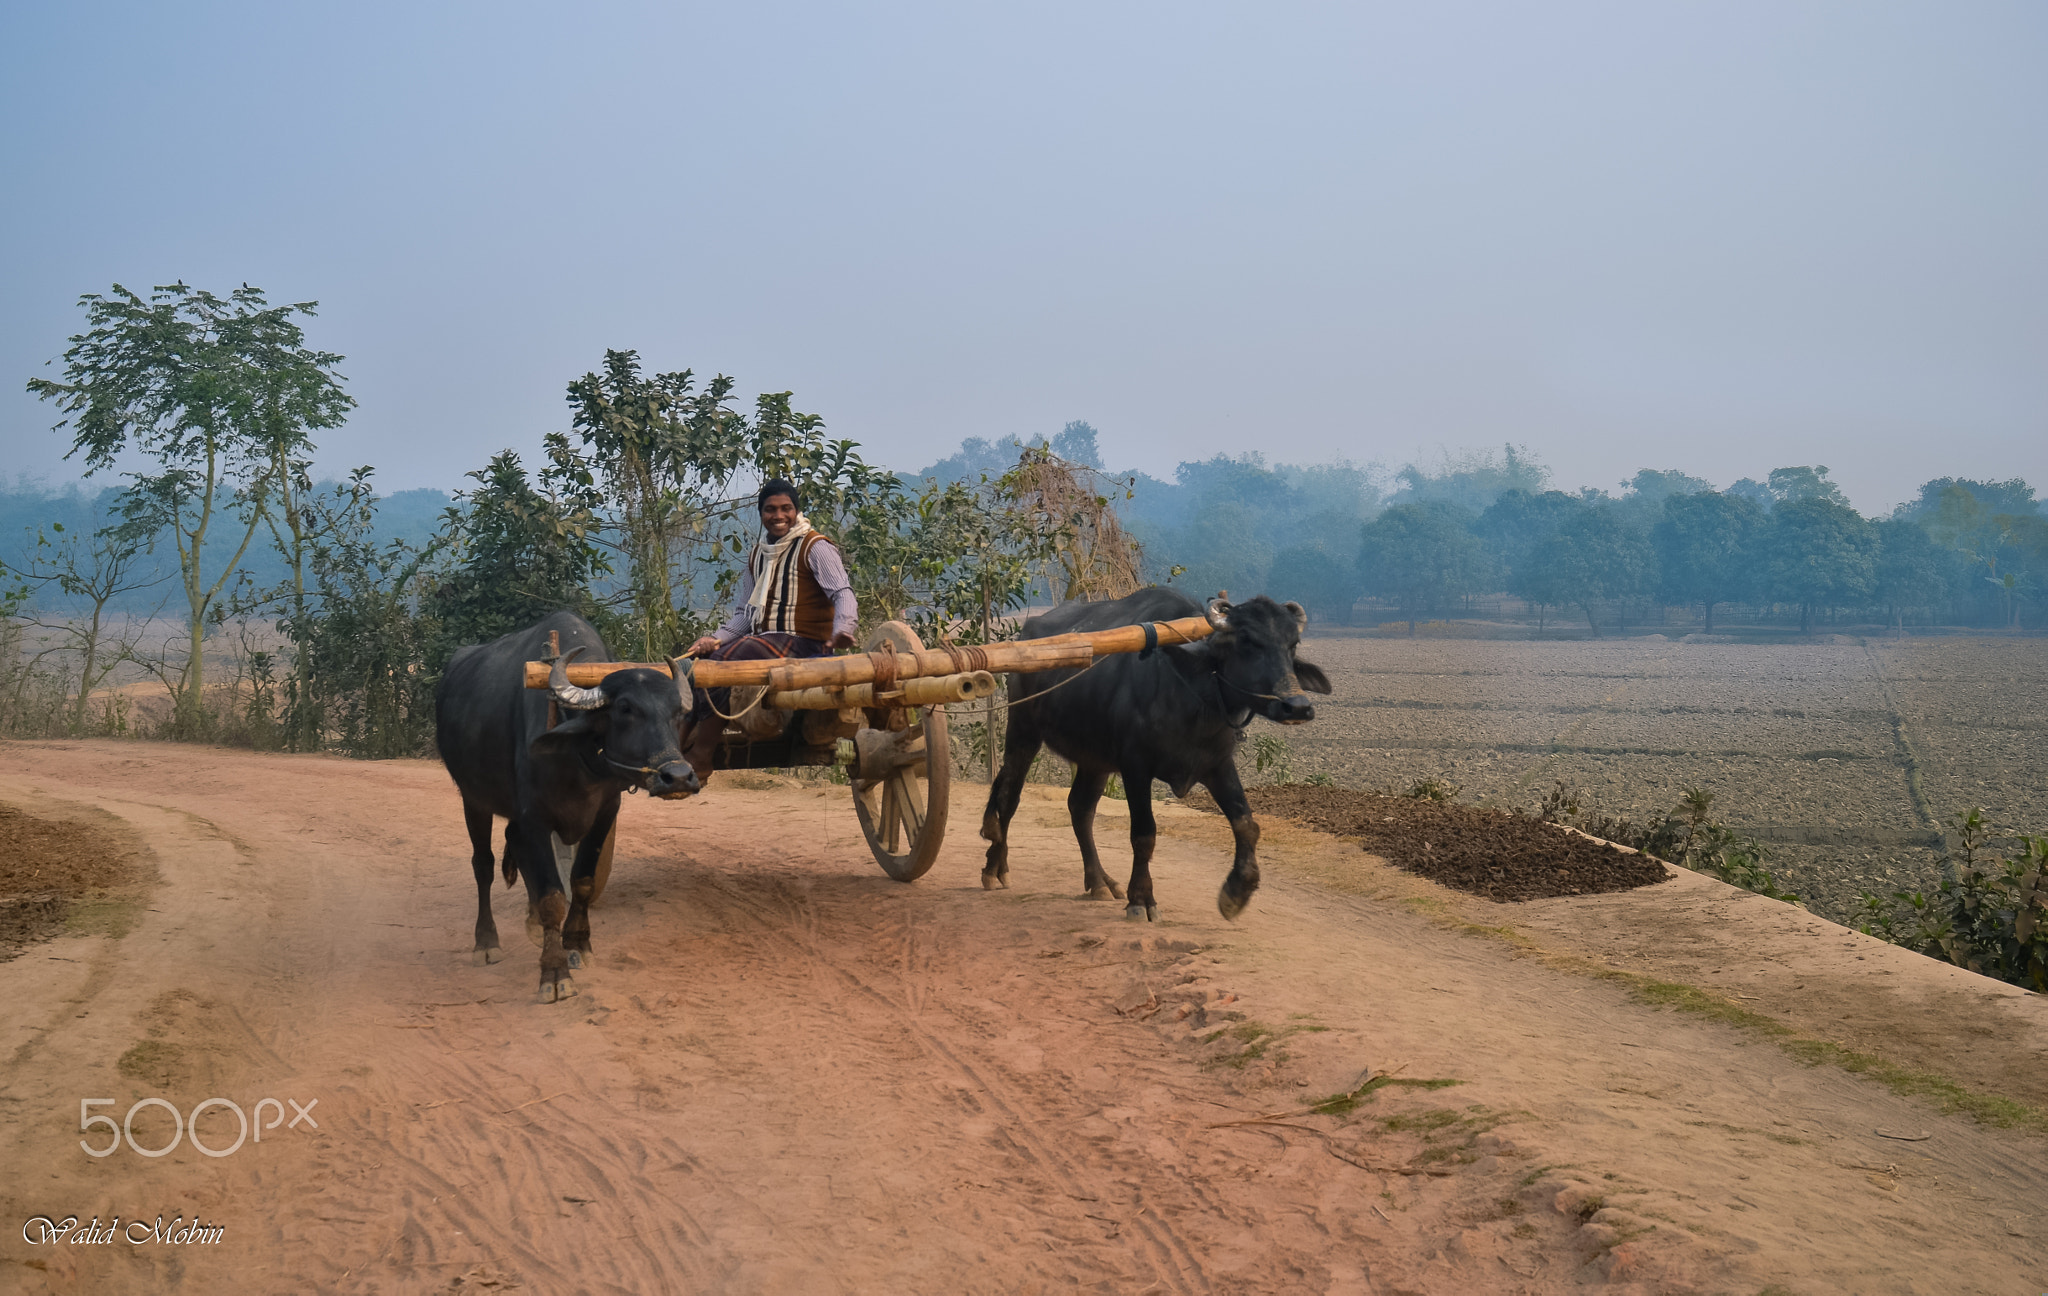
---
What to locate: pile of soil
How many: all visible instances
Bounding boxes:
[1218,786,1672,902]
[0,802,151,958]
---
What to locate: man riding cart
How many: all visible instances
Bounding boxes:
[680,478,859,781]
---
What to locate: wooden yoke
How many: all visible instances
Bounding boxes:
[523,614,1215,699]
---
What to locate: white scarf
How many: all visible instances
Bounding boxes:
[746,513,815,631]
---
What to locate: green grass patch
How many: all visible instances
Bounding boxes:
[1310,1075,1464,1116]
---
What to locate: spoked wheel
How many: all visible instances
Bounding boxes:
[850,621,951,882]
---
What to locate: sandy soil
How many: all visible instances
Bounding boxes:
[1,739,2044,1294]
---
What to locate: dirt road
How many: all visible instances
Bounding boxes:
[1,741,2044,1294]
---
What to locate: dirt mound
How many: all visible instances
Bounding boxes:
[0,801,153,958]
[1219,785,1672,901]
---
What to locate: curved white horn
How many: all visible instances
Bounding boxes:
[668,654,695,708]
[549,647,609,711]
[1204,597,1231,631]
[1284,600,1308,633]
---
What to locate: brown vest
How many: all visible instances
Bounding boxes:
[789,533,836,642]
[754,530,838,643]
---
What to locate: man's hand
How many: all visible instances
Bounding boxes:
[829,631,856,652]
[686,635,721,657]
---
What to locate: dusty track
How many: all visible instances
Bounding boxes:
[0,740,2044,1294]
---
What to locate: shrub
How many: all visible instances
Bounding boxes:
[1858,809,2048,991]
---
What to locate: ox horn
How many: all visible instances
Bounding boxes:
[1204,596,1232,632]
[668,654,695,708]
[1284,600,1308,633]
[549,647,609,711]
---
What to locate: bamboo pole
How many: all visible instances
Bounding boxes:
[522,614,1214,692]
[767,669,997,712]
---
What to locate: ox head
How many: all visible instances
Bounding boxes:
[1202,594,1332,725]
[531,649,701,799]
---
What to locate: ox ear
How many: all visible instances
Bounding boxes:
[1293,660,1333,695]
[531,710,606,757]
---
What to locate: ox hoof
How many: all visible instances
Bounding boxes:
[473,946,503,966]
[539,976,578,1004]
[566,950,584,971]
[1088,885,1117,901]
[1216,886,1250,921]
[1124,903,1157,922]
[981,871,1008,891]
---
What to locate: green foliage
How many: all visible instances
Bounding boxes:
[1515,506,1652,636]
[1858,809,2048,991]
[424,437,612,669]
[1765,464,1851,508]
[1266,541,1358,624]
[1407,776,1460,802]
[1357,501,1490,634]
[1250,733,1294,784]
[1763,497,1876,633]
[26,282,352,736]
[1535,782,1798,903]
[1653,491,1764,633]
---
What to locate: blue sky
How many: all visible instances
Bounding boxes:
[3,2,2043,512]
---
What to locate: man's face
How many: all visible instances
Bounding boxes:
[760,494,799,539]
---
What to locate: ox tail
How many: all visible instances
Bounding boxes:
[503,857,519,888]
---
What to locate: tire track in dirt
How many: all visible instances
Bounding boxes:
[679,865,1213,1294]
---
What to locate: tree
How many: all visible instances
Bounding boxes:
[27,283,352,735]
[1267,542,1358,624]
[1050,420,1104,469]
[1872,518,1948,635]
[1476,489,1588,602]
[425,437,611,670]
[1356,502,1490,635]
[1517,508,1652,636]
[1652,491,1764,633]
[2,495,171,732]
[1766,465,1851,508]
[567,349,746,659]
[1763,498,1875,632]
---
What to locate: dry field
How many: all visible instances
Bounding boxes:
[1272,633,2048,924]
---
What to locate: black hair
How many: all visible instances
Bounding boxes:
[757,479,802,513]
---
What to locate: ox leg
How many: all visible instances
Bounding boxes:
[1202,765,1262,921]
[562,799,618,970]
[464,801,503,966]
[979,727,1040,891]
[516,815,576,1003]
[1068,769,1124,900]
[1121,770,1160,922]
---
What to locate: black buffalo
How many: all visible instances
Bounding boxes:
[435,610,698,1002]
[980,589,1330,921]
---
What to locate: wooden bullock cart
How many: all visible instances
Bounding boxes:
[525,615,1214,889]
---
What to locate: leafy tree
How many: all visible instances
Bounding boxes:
[1872,518,1949,634]
[1267,542,1358,624]
[567,349,745,659]
[1476,489,1588,599]
[1050,420,1104,469]
[1357,502,1490,635]
[1517,508,1653,636]
[293,469,446,758]
[1763,498,1875,632]
[26,283,352,735]
[1652,491,1764,633]
[1766,464,1851,508]
[1901,476,2037,522]
[425,437,611,670]
[1726,477,1774,511]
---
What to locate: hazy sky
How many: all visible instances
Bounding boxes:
[4,2,2043,513]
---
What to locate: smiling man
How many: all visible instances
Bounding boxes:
[680,479,859,779]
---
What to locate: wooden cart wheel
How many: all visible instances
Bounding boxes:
[850,621,951,882]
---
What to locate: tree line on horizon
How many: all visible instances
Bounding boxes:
[4,280,2042,759]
